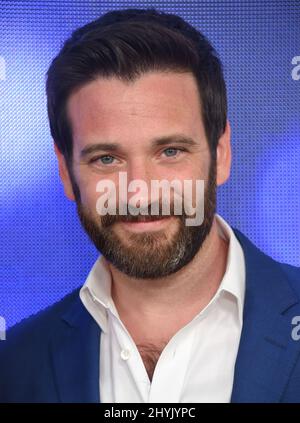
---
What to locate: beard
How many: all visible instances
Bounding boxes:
[74,160,216,279]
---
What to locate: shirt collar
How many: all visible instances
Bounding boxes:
[79,213,246,331]
[79,255,117,333]
[214,213,246,325]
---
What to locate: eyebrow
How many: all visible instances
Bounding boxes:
[80,134,198,159]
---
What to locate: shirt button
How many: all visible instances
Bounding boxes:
[120,348,131,360]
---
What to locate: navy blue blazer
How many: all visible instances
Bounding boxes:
[1,228,300,403]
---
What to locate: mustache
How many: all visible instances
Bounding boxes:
[100,201,186,228]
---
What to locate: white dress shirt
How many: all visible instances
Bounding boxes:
[79,213,246,403]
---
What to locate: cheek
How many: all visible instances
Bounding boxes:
[159,165,206,185]
[80,185,99,213]
[78,172,121,217]
[173,162,210,208]
[75,171,103,211]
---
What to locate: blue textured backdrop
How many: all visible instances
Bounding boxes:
[0,0,299,328]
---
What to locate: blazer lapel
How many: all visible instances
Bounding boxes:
[231,229,300,402]
[50,294,101,403]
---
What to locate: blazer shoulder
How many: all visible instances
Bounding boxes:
[279,261,300,295]
[0,287,81,356]
[0,288,82,402]
[233,226,300,299]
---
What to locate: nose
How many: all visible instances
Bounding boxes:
[125,159,158,209]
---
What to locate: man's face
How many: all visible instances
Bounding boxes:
[64,71,219,278]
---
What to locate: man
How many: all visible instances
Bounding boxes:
[0,8,300,403]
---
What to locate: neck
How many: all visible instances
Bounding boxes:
[108,215,229,344]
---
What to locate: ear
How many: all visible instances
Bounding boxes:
[54,143,76,201]
[216,120,231,186]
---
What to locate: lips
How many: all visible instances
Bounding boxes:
[121,215,169,222]
[117,216,173,232]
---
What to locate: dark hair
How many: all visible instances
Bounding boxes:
[46,8,227,165]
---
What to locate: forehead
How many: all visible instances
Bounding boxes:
[67,71,205,146]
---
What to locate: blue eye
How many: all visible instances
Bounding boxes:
[99,155,115,165]
[163,148,179,157]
